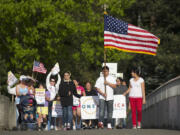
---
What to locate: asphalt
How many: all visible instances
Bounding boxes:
[0,129,180,135]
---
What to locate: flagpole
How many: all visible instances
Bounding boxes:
[32,60,35,78]
[104,4,107,96]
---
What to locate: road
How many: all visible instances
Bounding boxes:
[0,129,180,135]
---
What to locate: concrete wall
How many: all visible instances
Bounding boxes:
[0,95,16,130]
[127,76,180,129]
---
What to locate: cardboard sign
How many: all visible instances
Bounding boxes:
[112,95,127,118]
[35,89,45,105]
[8,71,18,87]
[73,95,80,106]
[51,63,60,75]
[52,101,62,117]
[81,96,99,120]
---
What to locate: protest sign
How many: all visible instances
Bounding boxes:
[35,89,45,105]
[81,96,99,120]
[52,101,62,117]
[8,71,18,87]
[112,95,127,118]
[73,95,80,106]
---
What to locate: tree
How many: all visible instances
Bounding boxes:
[0,0,136,89]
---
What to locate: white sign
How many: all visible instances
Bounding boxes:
[52,101,62,117]
[73,96,80,106]
[102,63,117,74]
[81,96,99,120]
[112,95,127,118]
[35,89,45,105]
[116,73,123,78]
[52,63,60,75]
[8,71,18,87]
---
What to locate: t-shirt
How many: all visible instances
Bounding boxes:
[95,75,116,101]
[114,85,128,95]
[85,89,98,96]
[44,91,50,107]
[76,86,85,96]
[129,77,144,98]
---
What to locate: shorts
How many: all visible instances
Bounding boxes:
[37,107,48,115]
[72,105,81,110]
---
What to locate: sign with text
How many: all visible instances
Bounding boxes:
[112,95,127,118]
[73,95,80,106]
[35,89,45,105]
[52,101,62,117]
[81,96,99,120]
[8,71,18,87]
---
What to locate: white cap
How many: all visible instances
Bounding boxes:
[19,75,27,81]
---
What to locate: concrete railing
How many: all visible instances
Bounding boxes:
[0,95,16,130]
[142,76,180,129]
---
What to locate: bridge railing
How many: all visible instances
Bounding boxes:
[141,75,180,129]
[143,76,180,110]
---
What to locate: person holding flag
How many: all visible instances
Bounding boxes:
[95,66,116,129]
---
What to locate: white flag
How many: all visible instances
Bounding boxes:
[52,63,60,75]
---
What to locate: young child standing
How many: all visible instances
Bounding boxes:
[36,83,50,131]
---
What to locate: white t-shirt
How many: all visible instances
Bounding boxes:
[95,75,116,101]
[129,77,144,98]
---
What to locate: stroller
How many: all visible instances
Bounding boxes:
[19,95,37,130]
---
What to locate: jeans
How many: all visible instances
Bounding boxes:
[115,118,126,128]
[99,99,113,124]
[62,106,72,126]
[48,101,53,130]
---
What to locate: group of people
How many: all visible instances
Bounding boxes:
[7,66,146,131]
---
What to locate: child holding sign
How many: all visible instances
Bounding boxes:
[36,83,50,131]
[52,95,63,130]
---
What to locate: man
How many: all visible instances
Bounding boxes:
[46,71,61,130]
[95,66,116,129]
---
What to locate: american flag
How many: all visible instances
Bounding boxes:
[104,15,159,55]
[33,61,47,74]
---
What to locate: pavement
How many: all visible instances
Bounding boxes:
[0,129,180,135]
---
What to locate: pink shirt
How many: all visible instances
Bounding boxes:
[76,85,85,96]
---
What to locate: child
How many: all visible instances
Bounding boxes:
[52,95,63,130]
[36,83,50,131]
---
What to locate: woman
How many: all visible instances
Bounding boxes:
[72,80,86,130]
[123,68,146,129]
[83,82,98,129]
[58,72,81,130]
[16,75,29,122]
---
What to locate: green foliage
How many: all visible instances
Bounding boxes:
[0,0,135,91]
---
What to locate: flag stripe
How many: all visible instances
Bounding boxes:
[104,31,159,43]
[104,39,157,49]
[104,36,158,47]
[104,44,156,54]
[104,42,157,52]
[104,45,156,55]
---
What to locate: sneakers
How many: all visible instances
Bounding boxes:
[51,125,54,130]
[55,126,58,131]
[137,122,141,129]
[107,123,112,129]
[98,122,104,129]
[67,123,71,130]
[73,125,76,130]
[132,125,137,129]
